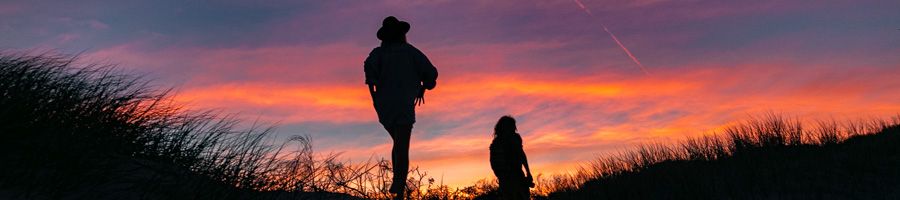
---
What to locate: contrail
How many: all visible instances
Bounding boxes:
[573,0,649,75]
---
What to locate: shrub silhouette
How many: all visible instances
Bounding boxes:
[544,114,900,199]
[0,52,497,200]
[0,53,383,199]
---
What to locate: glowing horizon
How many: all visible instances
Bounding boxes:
[3,0,900,187]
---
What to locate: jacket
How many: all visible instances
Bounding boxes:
[364,42,438,126]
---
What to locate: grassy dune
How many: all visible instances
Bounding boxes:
[0,53,375,199]
[0,52,499,199]
[546,115,900,199]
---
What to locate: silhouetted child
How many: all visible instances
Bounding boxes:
[490,116,534,200]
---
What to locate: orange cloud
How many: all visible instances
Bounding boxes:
[168,63,900,187]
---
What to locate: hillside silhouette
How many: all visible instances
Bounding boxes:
[546,115,900,199]
[0,52,499,200]
[0,53,374,199]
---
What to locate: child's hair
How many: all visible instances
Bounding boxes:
[494,115,517,138]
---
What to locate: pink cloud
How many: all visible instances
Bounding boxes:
[161,61,900,186]
[61,0,900,187]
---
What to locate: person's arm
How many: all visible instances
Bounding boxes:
[521,147,532,178]
[414,48,438,90]
[364,48,380,95]
[518,135,535,187]
[413,48,436,106]
[522,151,532,178]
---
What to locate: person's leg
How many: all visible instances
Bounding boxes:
[498,176,529,200]
[517,175,530,200]
[518,184,531,200]
[389,124,412,198]
[386,125,400,192]
[497,180,510,200]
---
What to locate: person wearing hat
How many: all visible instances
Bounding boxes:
[364,16,438,199]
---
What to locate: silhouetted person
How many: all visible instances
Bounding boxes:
[490,116,534,200]
[364,16,438,200]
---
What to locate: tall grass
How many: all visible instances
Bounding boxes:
[0,52,509,199]
[0,52,271,197]
[545,113,900,199]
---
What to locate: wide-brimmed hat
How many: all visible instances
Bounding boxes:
[377,16,410,41]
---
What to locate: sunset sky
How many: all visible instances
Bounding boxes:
[3,0,899,187]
